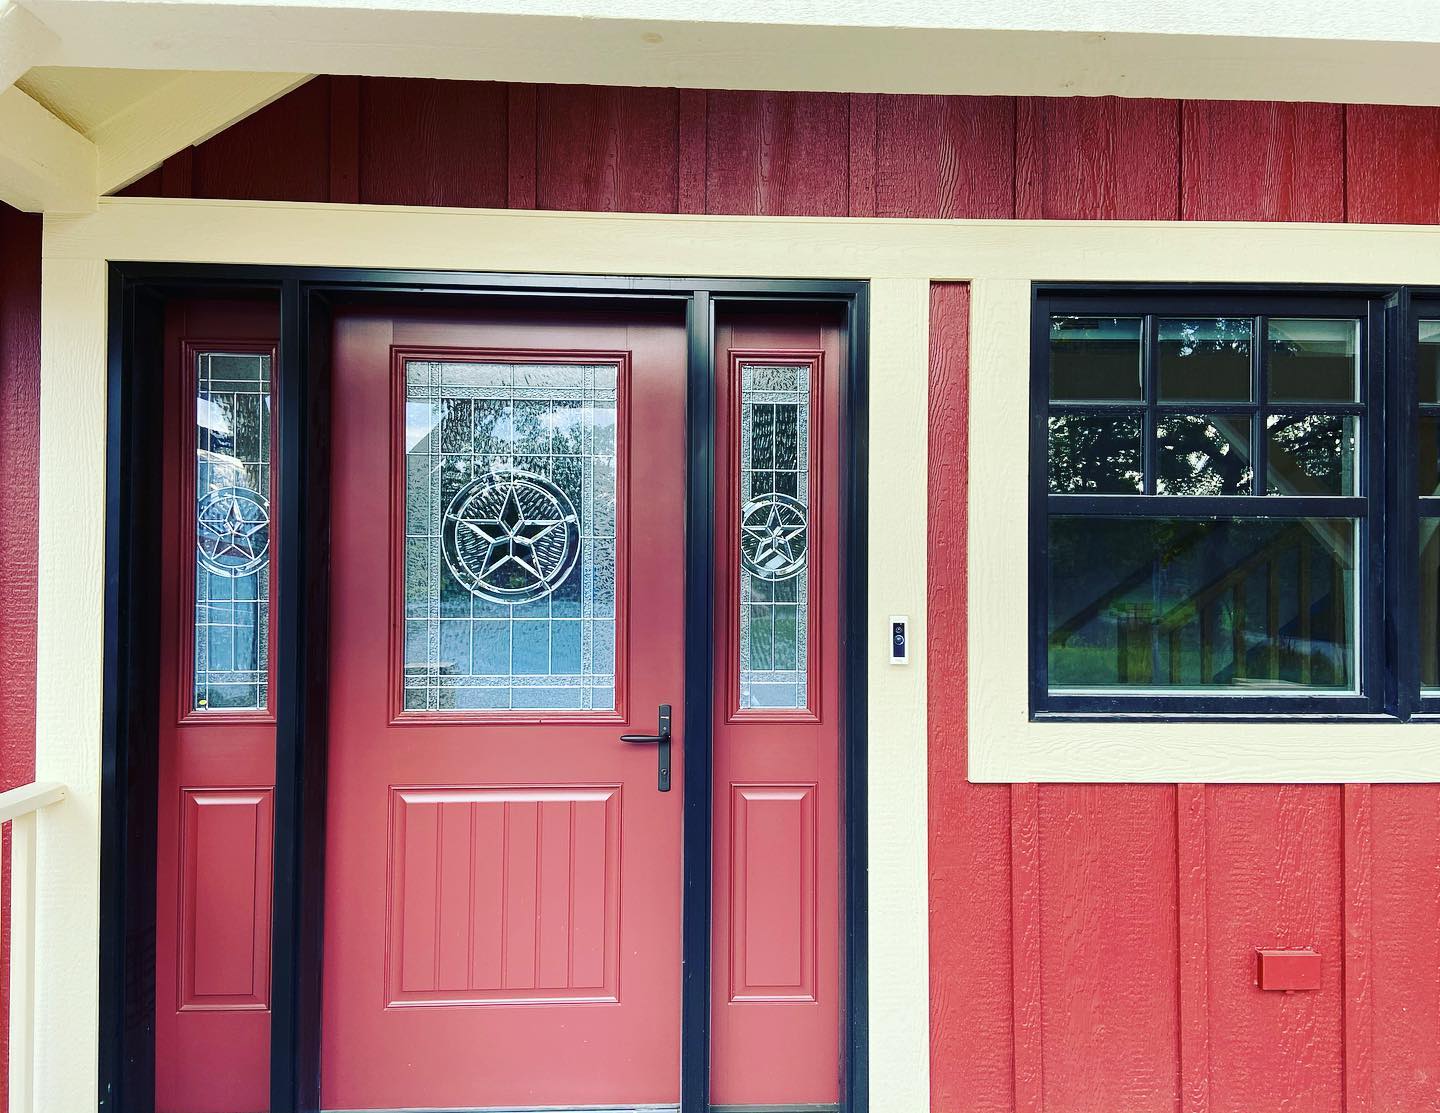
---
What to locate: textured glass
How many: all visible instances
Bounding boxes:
[1047,412,1143,493]
[193,352,272,711]
[1048,516,1357,692]
[1266,414,1358,496]
[403,360,617,711]
[1049,317,1143,401]
[739,363,810,710]
[1420,321,1440,404]
[1268,319,1358,402]
[1157,319,1253,402]
[1156,413,1253,495]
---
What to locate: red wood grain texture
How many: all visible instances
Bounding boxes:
[535,85,679,213]
[358,78,508,208]
[1181,102,1344,222]
[847,94,877,219]
[506,83,538,210]
[704,91,849,216]
[1177,784,1210,1113]
[927,284,1015,1113]
[193,77,330,203]
[1206,786,1343,1113]
[1342,784,1372,1113]
[1036,785,1180,1113]
[1345,105,1440,224]
[1368,786,1440,1113]
[1010,782,1043,1113]
[328,76,361,205]
[875,96,1015,219]
[1015,96,1181,219]
[0,204,40,1110]
[676,89,707,215]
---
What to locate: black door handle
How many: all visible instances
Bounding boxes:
[620,703,671,792]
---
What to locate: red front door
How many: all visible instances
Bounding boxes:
[320,304,688,1110]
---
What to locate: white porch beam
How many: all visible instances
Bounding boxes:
[0,84,94,212]
[18,0,1440,107]
[93,70,310,193]
[0,1,58,90]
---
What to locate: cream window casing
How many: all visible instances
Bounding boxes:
[36,199,1440,1113]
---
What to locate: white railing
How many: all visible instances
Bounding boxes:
[0,782,65,1113]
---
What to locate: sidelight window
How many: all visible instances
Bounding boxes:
[1034,291,1380,715]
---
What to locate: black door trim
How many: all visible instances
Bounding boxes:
[100,265,869,1113]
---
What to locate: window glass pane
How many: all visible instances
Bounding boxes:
[194,352,272,712]
[1156,413,1252,495]
[1266,413,1358,496]
[738,363,810,710]
[1422,523,1440,688]
[1420,320,1440,404]
[403,360,617,711]
[1048,517,1357,692]
[1047,412,1143,493]
[1157,319,1252,402]
[1420,415,1440,497]
[1268,318,1358,402]
[1049,316,1143,401]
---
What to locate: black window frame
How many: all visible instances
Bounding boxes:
[1030,283,1394,720]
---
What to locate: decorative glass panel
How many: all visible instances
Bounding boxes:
[1048,516,1358,692]
[193,352,272,711]
[403,360,617,712]
[738,363,811,710]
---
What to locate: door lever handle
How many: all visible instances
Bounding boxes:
[620,703,671,792]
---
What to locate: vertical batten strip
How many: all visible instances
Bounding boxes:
[1343,783,1374,1113]
[865,278,930,1113]
[1010,780,1043,1113]
[1177,782,1210,1113]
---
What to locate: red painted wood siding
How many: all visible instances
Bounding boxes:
[0,81,1407,1112]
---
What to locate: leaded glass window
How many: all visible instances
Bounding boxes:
[738,362,811,710]
[193,351,273,712]
[404,360,618,712]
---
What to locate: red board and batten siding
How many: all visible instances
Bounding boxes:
[0,81,1411,1111]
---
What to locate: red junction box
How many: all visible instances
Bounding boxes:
[1256,949,1322,992]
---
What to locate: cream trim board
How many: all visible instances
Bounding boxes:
[40,198,1440,1113]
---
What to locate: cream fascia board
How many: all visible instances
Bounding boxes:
[93,71,312,194]
[0,84,95,212]
[17,0,1440,107]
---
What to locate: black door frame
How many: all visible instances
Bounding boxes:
[100,265,869,1113]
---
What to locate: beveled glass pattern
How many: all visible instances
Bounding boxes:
[403,360,618,712]
[739,362,810,710]
[193,352,272,711]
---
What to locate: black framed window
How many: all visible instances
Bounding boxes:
[1031,287,1386,717]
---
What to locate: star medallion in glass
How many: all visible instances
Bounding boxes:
[404,360,618,711]
[192,351,272,712]
[738,362,811,710]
